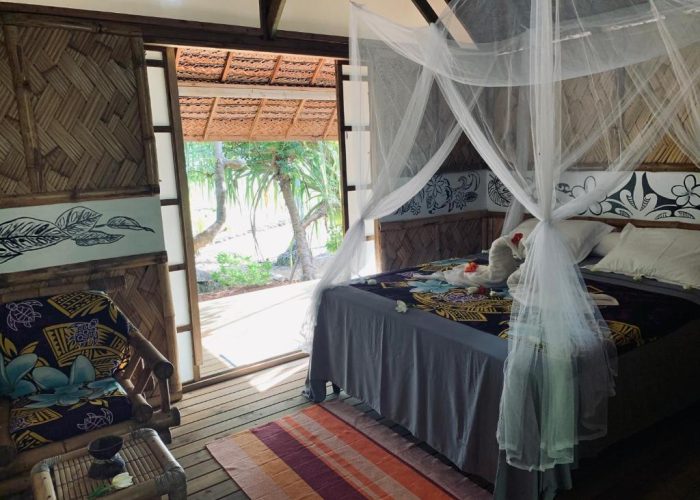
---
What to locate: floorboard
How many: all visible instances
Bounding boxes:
[169,359,700,499]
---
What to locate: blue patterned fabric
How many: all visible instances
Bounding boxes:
[0,290,134,451]
[9,380,132,452]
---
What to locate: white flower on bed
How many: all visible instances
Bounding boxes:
[395,300,408,313]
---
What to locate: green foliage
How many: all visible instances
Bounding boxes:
[185,140,343,252]
[325,226,343,253]
[211,252,273,287]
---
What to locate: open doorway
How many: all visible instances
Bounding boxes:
[176,48,341,379]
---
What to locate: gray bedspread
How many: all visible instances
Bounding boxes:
[305,269,700,499]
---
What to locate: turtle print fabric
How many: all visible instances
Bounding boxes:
[0,290,133,451]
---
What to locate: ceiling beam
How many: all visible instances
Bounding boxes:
[203,97,219,140]
[410,0,439,24]
[269,55,283,84]
[323,107,337,139]
[0,2,348,58]
[259,0,287,40]
[310,58,325,85]
[286,99,306,138]
[179,82,336,101]
[220,52,236,82]
[249,98,267,139]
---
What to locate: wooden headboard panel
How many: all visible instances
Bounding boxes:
[482,212,700,247]
[376,211,485,272]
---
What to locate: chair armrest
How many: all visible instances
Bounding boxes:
[0,397,17,467]
[129,329,174,380]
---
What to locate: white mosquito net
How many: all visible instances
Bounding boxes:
[304,0,700,472]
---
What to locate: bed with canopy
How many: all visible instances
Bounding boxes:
[303,1,700,498]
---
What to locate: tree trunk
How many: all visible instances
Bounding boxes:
[277,171,315,280]
[193,141,227,252]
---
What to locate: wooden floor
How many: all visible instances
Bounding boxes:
[171,357,700,499]
[199,347,235,379]
[169,357,319,499]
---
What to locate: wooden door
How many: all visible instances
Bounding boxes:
[145,46,203,383]
[334,60,378,273]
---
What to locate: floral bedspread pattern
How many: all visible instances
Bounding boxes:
[0,290,133,452]
[351,258,700,354]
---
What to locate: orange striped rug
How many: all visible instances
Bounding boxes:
[206,400,492,499]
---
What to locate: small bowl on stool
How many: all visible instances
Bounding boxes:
[87,435,126,479]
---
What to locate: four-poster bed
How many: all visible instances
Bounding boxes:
[306,218,700,499]
[304,0,700,497]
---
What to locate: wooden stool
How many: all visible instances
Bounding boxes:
[31,428,186,499]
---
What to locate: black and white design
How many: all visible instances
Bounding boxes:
[557,173,700,221]
[487,173,513,207]
[395,173,480,216]
[0,206,153,264]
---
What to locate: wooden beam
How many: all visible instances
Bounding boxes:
[259,0,287,40]
[178,82,336,101]
[310,58,325,85]
[220,51,235,82]
[286,99,305,138]
[249,99,267,139]
[323,107,337,139]
[269,55,283,84]
[410,0,439,24]
[0,2,348,58]
[203,97,219,140]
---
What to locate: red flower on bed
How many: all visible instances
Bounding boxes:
[464,261,479,273]
[511,232,524,246]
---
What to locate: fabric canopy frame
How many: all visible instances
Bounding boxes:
[303,0,700,473]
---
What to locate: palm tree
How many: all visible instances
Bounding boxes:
[185,140,341,281]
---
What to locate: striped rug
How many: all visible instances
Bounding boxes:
[206,400,492,499]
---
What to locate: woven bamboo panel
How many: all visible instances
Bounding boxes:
[0,20,154,198]
[440,133,488,172]
[0,27,27,196]
[491,62,694,167]
[378,214,482,271]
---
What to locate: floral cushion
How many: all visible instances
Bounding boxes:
[9,377,132,452]
[0,290,131,399]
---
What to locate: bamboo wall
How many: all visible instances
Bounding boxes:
[377,212,484,271]
[0,13,179,393]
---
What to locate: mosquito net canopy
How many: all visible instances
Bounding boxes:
[305,0,700,473]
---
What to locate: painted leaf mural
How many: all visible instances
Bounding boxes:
[56,207,101,236]
[0,218,68,262]
[73,231,124,246]
[0,206,154,264]
[104,216,155,233]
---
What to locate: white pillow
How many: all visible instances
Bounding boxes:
[590,224,700,288]
[508,218,614,263]
[591,231,621,257]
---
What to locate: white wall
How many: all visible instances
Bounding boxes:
[14,0,427,35]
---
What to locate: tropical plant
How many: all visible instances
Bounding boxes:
[211,252,273,288]
[185,141,342,281]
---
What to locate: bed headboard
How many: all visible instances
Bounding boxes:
[573,216,700,232]
[482,212,700,247]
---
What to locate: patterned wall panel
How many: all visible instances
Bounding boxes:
[486,170,700,224]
